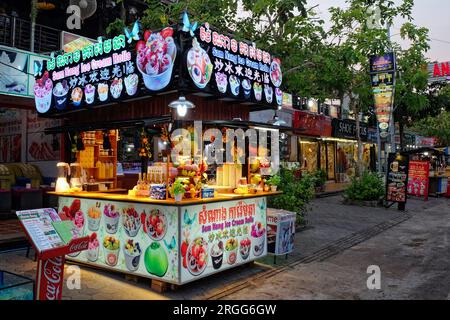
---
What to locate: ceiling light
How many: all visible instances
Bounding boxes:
[169,96,195,117]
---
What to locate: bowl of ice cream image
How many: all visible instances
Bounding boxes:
[251,221,266,256]
[123,239,142,272]
[52,80,69,110]
[87,203,101,231]
[71,87,83,106]
[270,58,282,87]
[34,72,53,113]
[98,83,109,101]
[103,204,120,234]
[137,29,177,91]
[264,85,273,104]
[103,236,120,266]
[242,79,252,99]
[124,73,139,96]
[215,72,227,93]
[84,84,96,104]
[110,78,123,99]
[187,38,213,89]
[122,206,141,237]
[275,88,283,106]
[86,233,100,262]
[229,75,240,96]
[239,238,251,260]
[253,82,263,101]
[225,238,238,265]
[210,241,224,270]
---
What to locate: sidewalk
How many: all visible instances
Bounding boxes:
[1,194,441,300]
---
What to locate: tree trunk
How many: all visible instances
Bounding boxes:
[355,110,363,177]
[399,121,404,151]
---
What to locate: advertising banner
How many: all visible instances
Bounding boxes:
[0,46,48,98]
[267,210,296,256]
[180,197,267,284]
[427,61,450,84]
[58,197,180,283]
[331,118,368,141]
[35,16,283,115]
[370,53,396,139]
[407,160,430,200]
[386,153,409,203]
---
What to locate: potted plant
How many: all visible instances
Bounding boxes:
[266,174,281,192]
[313,169,327,193]
[172,180,185,202]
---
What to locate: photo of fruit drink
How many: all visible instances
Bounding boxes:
[87,202,101,231]
[251,221,266,256]
[103,236,120,266]
[186,237,208,276]
[110,78,123,99]
[71,87,83,106]
[123,239,142,272]
[124,73,139,96]
[122,206,141,237]
[84,84,96,104]
[86,232,100,262]
[136,27,177,91]
[253,82,263,101]
[270,58,282,87]
[229,75,240,96]
[187,37,213,89]
[239,238,251,260]
[275,88,283,106]
[215,72,227,93]
[103,204,120,234]
[97,83,108,101]
[264,85,273,103]
[141,208,166,240]
[34,71,53,113]
[225,238,238,265]
[242,79,252,99]
[52,80,69,110]
[210,241,224,270]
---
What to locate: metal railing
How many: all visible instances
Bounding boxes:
[0,14,60,54]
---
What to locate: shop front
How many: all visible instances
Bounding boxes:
[34,18,283,286]
[331,119,376,182]
[292,111,335,179]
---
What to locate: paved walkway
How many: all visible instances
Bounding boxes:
[0,195,447,299]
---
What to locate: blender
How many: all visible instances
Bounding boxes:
[70,162,83,189]
[55,162,70,192]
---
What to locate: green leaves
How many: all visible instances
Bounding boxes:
[344,171,385,201]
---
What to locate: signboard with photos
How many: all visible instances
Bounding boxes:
[369,52,396,139]
[34,13,284,115]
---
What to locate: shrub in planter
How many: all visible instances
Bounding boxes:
[343,171,384,202]
[268,167,315,226]
[312,169,327,192]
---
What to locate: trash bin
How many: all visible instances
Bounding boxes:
[267,209,296,256]
[0,270,34,300]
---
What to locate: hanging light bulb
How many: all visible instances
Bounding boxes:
[168,96,195,117]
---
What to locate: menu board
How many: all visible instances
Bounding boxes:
[386,153,409,203]
[16,209,64,252]
[407,160,429,200]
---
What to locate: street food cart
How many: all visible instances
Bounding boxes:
[34,16,285,286]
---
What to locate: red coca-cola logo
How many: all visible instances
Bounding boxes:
[43,256,64,300]
[68,240,89,254]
